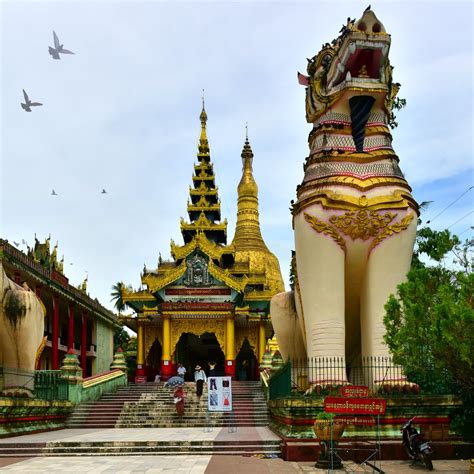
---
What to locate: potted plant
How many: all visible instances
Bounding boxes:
[313,411,345,441]
[313,412,345,469]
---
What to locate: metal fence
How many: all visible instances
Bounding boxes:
[266,356,456,400]
[0,367,69,401]
[34,370,69,401]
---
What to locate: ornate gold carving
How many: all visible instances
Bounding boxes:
[235,326,258,356]
[293,190,418,216]
[180,213,227,233]
[144,325,162,359]
[141,260,187,293]
[170,232,235,262]
[303,213,346,253]
[369,214,415,251]
[35,336,48,368]
[304,210,415,254]
[170,318,225,354]
[329,209,396,241]
[208,260,248,292]
[301,175,411,191]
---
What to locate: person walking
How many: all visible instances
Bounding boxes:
[194,365,207,401]
[173,386,186,416]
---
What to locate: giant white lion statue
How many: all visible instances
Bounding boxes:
[271,8,418,387]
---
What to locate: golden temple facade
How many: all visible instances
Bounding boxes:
[121,104,284,381]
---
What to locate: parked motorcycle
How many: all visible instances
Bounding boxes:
[401,416,434,470]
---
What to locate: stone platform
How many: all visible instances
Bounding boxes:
[0,426,281,457]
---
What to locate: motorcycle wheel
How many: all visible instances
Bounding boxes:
[404,445,415,460]
[421,453,433,471]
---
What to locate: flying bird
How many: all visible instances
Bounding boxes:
[48,31,75,59]
[101,189,107,194]
[51,189,58,196]
[21,90,43,112]
[13,241,20,247]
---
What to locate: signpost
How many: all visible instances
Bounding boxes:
[320,387,385,473]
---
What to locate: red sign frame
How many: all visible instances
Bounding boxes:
[324,397,386,415]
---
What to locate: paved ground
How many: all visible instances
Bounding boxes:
[0,456,469,472]
[0,428,470,472]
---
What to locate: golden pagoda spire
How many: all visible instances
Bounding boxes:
[180,98,227,245]
[233,130,267,251]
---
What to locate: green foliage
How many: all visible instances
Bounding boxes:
[113,326,130,352]
[110,281,126,313]
[289,250,296,291]
[415,227,460,263]
[388,97,406,129]
[315,411,333,421]
[384,227,474,438]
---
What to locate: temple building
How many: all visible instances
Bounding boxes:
[0,238,120,377]
[121,104,284,381]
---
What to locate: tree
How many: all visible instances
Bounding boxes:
[113,326,130,352]
[384,226,474,437]
[111,281,126,313]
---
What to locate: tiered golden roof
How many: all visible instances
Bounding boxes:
[122,107,285,318]
[181,103,227,245]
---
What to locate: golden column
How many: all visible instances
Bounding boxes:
[225,314,235,378]
[161,314,172,379]
[135,316,146,382]
[258,320,266,362]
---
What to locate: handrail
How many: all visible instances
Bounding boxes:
[82,369,124,389]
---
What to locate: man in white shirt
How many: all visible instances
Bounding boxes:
[194,365,207,401]
[177,363,186,378]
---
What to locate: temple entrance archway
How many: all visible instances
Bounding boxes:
[146,338,162,382]
[175,332,224,380]
[236,338,258,381]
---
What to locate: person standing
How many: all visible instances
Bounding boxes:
[177,363,186,379]
[194,365,207,401]
[208,361,216,377]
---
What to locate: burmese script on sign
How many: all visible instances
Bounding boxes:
[324,397,386,415]
[340,385,369,397]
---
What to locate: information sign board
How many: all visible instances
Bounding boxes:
[324,397,386,415]
[208,376,232,411]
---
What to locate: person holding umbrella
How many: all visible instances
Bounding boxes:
[194,365,207,401]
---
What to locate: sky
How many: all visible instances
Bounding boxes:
[1,0,473,318]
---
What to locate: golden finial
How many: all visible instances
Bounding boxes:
[200,89,207,125]
[198,92,209,155]
[245,122,248,142]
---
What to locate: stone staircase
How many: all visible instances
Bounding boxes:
[0,382,281,458]
[67,381,270,429]
[0,439,281,457]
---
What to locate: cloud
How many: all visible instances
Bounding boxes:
[1,1,472,309]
